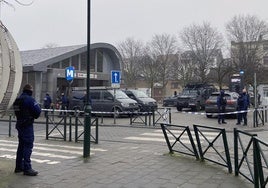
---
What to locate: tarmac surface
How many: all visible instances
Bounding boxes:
[0,108,267,188]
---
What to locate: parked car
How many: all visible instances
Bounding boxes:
[205,91,239,118]
[163,95,179,107]
[122,89,158,112]
[69,88,140,117]
[176,83,217,111]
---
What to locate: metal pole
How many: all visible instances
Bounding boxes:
[83,0,91,158]
[254,73,257,128]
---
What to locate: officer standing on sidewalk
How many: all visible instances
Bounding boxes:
[13,84,41,176]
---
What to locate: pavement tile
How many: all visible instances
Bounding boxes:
[0,110,265,188]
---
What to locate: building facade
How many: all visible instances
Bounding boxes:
[20,43,122,105]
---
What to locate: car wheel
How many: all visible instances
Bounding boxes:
[194,102,201,112]
[112,107,121,118]
[206,114,212,118]
[176,106,182,111]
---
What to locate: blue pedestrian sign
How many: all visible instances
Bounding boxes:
[65,66,75,81]
[111,70,121,88]
[111,70,121,84]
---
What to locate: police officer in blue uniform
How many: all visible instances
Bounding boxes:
[13,84,41,176]
[217,90,227,124]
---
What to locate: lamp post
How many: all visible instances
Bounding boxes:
[83,0,91,158]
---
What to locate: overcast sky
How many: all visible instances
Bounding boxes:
[1,0,267,51]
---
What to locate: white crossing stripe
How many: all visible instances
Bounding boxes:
[124,130,220,144]
[0,139,107,165]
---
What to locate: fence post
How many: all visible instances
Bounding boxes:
[265,106,267,123]
[63,115,67,141]
[253,137,260,188]
[95,118,99,144]
[234,128,239,176]
[222,129,232,173]
[168,108,171,124]
[253,108,257,128]
[8,114,12,137]
[69,115,72,142]
[46,114,49,140]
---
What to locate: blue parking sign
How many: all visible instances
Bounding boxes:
[65,66,75,81]
[111,70,121,84]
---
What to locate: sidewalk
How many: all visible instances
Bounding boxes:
[0,110,266,187]
[0,126,254,188]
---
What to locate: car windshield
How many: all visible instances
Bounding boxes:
[131,90,149,98]
[181,89,199,96]
[109,90,130,99]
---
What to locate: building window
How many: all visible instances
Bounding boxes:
[263,56,268,66]
[90,50,95,72]
[62,58,70,69]
[50,62,60,68]
[80,52,87,71]
[71,55,79,70]
[96,50,103,72]
[171,82,179,89]
[263,43,268,51]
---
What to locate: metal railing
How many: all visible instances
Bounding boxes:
[193,124,232,173]
[160,123,199,159]
[130,108,171,126]
[45,112,98,144]
[254,106,268,127]
[234,128,268,188]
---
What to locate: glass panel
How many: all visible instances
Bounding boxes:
[80,52,87,71]
[62,58,70,69]
[97,50,103,72]
[90,50,95,72]
[71,55,79,70]
[51,62,60,68]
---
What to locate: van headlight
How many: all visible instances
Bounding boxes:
[121,102,129,107]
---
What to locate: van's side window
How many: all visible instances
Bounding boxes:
[91,91,100,100]
[103,91,113,100]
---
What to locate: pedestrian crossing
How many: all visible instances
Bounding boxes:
[0,130,222,165]
[0,139,107,165]
[124,129,220,144]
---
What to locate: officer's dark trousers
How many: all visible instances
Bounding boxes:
[16,125,34,171]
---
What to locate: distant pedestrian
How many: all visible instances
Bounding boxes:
[217,90,227,124]
[236,89,250,126]
[13,84,41,176]
[60,93,68,115]
[43,93,52,117]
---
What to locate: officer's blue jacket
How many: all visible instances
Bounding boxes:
[14,91,41,127]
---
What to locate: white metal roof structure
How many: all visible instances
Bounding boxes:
[0,21,22,115]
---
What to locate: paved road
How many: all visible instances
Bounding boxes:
[0,107,266,188]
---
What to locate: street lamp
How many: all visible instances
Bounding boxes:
[83,0,91,158]
[239,70,244,92]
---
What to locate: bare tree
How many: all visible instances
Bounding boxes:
[117,38,144,88]
[146,33,178,95]
[180,22,224,83]
[226,14,268,86]
[207,58,233,89]
[0,0,33,9]
[138,52,159,96]
[173,51,196,87]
